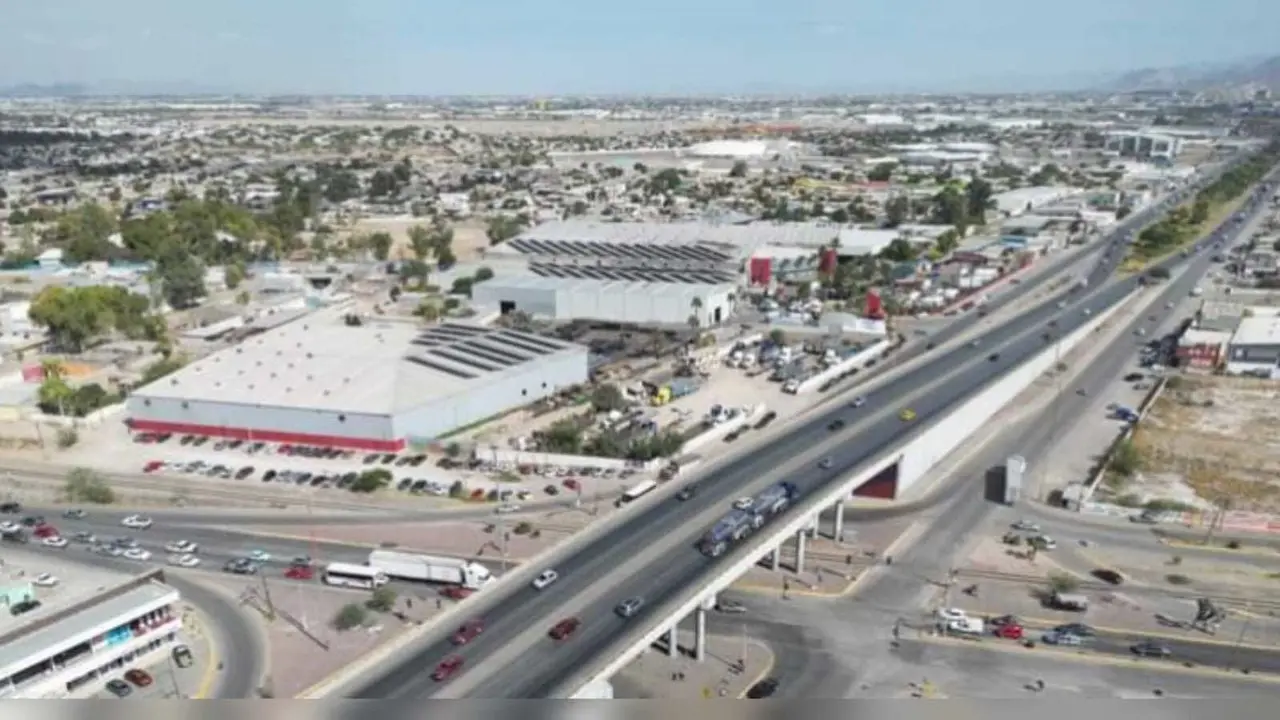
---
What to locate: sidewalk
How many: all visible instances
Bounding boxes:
[612,631,773,699]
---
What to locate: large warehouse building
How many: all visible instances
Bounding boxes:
[126,310,590,450]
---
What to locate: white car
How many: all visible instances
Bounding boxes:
[247,550,271,563]
[850,396,866,408]
[33,573,58,587]
[733,497,754,511]
[531,569,559,590]
[165,540,198,554]
[1032,535,1058,550]
[41,536,68,549]
[121,515,153,529]
[937,607,968,623]
[123,548,152,562]
[0,521,19,533]
[1011,520,1040,532]
[169,554,201,568]
[495,504,521,514]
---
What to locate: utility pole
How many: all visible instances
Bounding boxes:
[259,572,276,621]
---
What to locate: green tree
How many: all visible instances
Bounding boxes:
[407,224,435,262]
[867,163,896,182]
[367,586,398,612]
[56,203,119,263]
[351,469,392,493]
[879,238,918,263]
[155,249,207,310]
[590,384,627,412]
[224,261,246,290]
[369,232,394,261]
[333,603,368,630]
[964,178,995,224]
[486,215,527,246]
[474,266,495,282]
[885,196,910,227]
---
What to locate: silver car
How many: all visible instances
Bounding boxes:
[615,597,645,618]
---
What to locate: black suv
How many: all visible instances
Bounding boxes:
[0,501,20,514]
[10,599,40,616]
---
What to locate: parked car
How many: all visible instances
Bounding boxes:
[172,645,194,668]
[104,679,133,698]
[124,669,153,687]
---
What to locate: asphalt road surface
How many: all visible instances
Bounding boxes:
[344,164,1271,699]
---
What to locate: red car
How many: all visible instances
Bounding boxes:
[451,619,484,645]
[549,617,581,641]
[432,655,464,682]
[33,524,59,538]
[124,669,153,687]
[562,478,580,492]
[993,623,1024,640]
[440,586,473,600]
[143,460,163,473]
[990,615,1020,627]
[285,565,315,581]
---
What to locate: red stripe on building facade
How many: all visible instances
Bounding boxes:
[125,418,405,452]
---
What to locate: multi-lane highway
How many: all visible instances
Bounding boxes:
[339,162,1272,699]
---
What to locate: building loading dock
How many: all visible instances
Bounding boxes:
[126,310,590,451]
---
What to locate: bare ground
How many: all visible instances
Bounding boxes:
[1129,375,1280,511]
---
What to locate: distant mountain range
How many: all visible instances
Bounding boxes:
[1100,55,1280,93]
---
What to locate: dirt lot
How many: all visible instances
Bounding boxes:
[343,217,490,263]
[1129,375,1280,512]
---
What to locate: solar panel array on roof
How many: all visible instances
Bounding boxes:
[508,238,731,264]
[528,264,735,284]
[405,354,479,379]
[497,330,563,354]
[458,340,528,368]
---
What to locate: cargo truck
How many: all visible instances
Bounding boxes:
[366,550,493,590]
[1003,455,1025,506]
[651,378,701,406]
[698,481,800,557]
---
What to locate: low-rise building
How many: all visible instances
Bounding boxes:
[1225,315,1280,376]
[0,571,183,699]
[1177,328,1231,370]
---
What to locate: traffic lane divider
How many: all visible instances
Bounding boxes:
[907,633,1280,685]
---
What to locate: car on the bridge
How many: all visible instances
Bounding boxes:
[849,396,866,408]
[431,655,465,682]
[732,497,754,511]
[827,419,845,431]
[121,515,153,530]
[818,457,833,469]
[440,585,473,600]
[987,353,1000,362]
[33,523,59,539]
[1011,520,1040,532]
[615,597,645,618]
[549,617,581,641]
[676,485,697,502]
[41,536,68,549]
[1053,622,1095,637]
[1042,631,1083,646]
[531,569,559,590]
[451,619,484,645]
[285,565,315,580]
[993,623,1024,640]
[899,409,917,422]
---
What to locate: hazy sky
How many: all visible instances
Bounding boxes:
[2,0,1276,94]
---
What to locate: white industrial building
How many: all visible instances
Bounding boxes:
[0,571,183,699]
[126,308,590,450]
[472,274,736,327]
[1225,315,1280,377]
[1106,131,1181,160]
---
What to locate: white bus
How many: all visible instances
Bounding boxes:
[323,562,390,590]
[615,480,658,508]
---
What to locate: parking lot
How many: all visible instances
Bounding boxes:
[0,546,124,629]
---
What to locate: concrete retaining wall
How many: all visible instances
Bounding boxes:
[794,339,893,394]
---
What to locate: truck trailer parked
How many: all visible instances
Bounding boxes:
[366,550,493,590]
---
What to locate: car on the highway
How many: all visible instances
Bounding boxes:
[1041,631,1083,646]
[1010,520,1039,532]
[123,548,152,562]
[125,669,153,687]
[62,509,86,519]
[285,565,315,580]
[451,619,485,645]
[849,396,866,408]
[827,419,845,431]
[0,521,18,533]
[899,409,917,421]
[987,352,1000,362]
[615,596,645,618]
[715,600,747,614]
[104,679,132,698]
[33,524,59,539]
[746,678,779,699]
[431,655,465,682]
[818,457,833,469]
[9,599,40,616]
[1029,535,1057,550]
[247,549,271,563]
[121,515,153,529]
[169,554,200,568]
[1131,641,1172,658]
[549,617,581,641]
[33,573,58,587]
[937,607,967,623]
[1053,623,1095,637]
[41,535,68,549]
[531,569,559,590]
[676,485,697,501]
[0,501,20,513]
[993,623,1024,640]
[223,558,258,575]
[732,497,754,511]
[165,540,198,554]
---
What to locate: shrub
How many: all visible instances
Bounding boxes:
[366,587,398,612]
[1048,572,1079,594]
[333,603,368,630]
[513,521,533,535]
[64,467,115,504]
[351,469,392,493]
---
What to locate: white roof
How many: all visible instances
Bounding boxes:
[1181,328,1231,346]
[132,310,584,415]
[687,140,778,158]
[992,187,1077,216]
[503,219,887,257]
[1231,316,1280,347]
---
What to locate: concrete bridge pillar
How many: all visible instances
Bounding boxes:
[667,623,679,657]
[770,545,781,571]
[807,515,820,538]
[694,607,708,662]
[795,529,807,575]
[833,502,845,542]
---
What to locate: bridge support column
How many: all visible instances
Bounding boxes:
[770,546,781,570]
[807,515,819,538]
[695,607,707,662]
[832,502,845,542]
[795,530,807,575]
[667,624,679,657]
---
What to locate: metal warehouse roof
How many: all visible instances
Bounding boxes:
[480,274,734,298]
[527,263,736,284]
[508,237,731,264]
[133,311,584,415]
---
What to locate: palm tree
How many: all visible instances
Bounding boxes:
[41,359,66,382]
[690,297,704,326]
